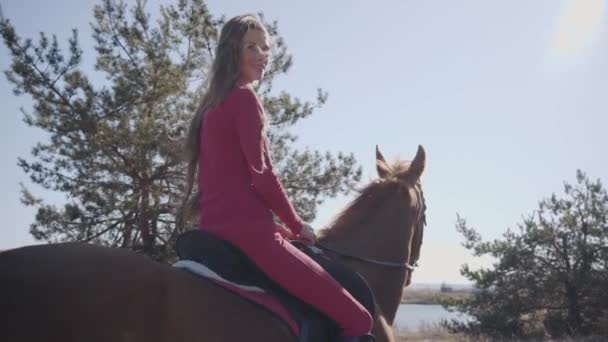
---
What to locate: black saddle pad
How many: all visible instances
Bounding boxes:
[175,229,276,289]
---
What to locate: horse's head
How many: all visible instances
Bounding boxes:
[375,145,426,286]
[319,145,427,287]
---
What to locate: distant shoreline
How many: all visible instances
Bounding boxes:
[401,287,472,305]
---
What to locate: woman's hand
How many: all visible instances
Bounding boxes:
[298,223,317,245]
[276,224,296,240]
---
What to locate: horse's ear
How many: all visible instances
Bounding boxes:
[408,145,426,181]
[376,145,391,179]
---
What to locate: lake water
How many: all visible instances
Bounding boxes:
[394,304,471,330]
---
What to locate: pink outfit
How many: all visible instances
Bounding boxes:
[198,86,372,336]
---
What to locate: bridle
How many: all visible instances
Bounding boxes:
[317,182,427,272]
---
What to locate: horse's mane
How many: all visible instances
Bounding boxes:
[318,159,413,239]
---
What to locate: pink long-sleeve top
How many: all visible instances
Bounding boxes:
[198,86,303,240]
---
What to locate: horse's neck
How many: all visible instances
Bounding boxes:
[320,191,412,324]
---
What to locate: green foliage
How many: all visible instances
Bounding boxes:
[445,170,608,339]
[1,0,361,261]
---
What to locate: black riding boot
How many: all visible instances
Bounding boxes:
[335,334,375,342]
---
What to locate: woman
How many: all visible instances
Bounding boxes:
[183,14,373,342]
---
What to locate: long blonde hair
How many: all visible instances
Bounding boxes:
[181,14,267,221]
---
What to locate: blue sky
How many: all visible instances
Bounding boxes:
[1,0,606,284]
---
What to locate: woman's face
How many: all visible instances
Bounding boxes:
[238,29,270,85]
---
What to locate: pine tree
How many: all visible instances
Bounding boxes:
[445,171,608,339]
[1,0,361,261]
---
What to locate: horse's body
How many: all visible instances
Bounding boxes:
[0,145,426,342]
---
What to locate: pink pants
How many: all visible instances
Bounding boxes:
[217,228,372,336]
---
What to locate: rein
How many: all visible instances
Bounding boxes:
[315,243,417,271]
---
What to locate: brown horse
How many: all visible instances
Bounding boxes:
[0,145,426,342]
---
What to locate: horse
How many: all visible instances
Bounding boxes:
[0,145,426,342]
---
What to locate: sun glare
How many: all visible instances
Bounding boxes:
[550,0,606,57]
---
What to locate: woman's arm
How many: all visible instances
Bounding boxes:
[227,87,304,235]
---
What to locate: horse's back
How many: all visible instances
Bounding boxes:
[0,243,169,341]
[0,243,294,342]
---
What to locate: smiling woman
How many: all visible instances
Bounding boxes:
[550,0,606,57]
[239,29,270,84]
